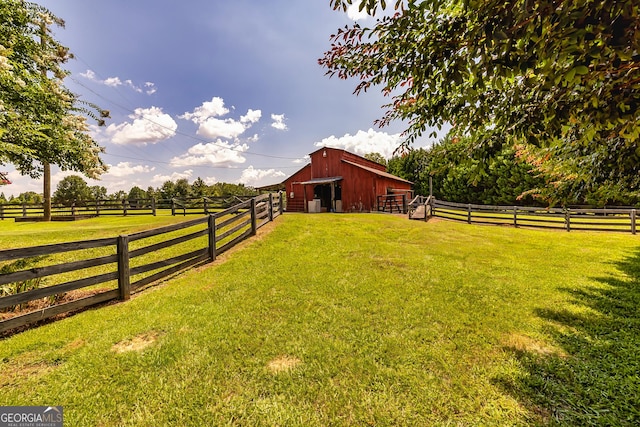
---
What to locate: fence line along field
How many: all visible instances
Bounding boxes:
[0,193,283,334]
[0,195,265,220]
[408,196,640,234]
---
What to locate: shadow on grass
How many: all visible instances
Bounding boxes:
[495,249,640,426]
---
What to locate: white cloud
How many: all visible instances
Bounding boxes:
[237,166,286,187]
[203,176,218,185]
[105,162,154,178]
[180,97,261,140]
[151,170,194,184]
[180,96,229,123]
[271,114,287,131]
[144,82,157,95]
[104,77,122,87]
[346,3,369,20]
[292,155,310,164]
[241,109,262,124]
[170,140,249,167]
[197,118,247,140]
[314,128,403,159]
[80,69,156,95]
[106,106,178,145]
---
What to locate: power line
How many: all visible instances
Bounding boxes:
[68,76,303,162]
[103,152,306,169]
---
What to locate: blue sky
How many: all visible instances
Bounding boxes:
[4,0,442,197]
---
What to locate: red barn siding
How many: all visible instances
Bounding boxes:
[282,148,412,213]
[284,164,311,212]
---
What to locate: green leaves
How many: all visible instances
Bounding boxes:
[321,0,640,203]
[0,0,107,180]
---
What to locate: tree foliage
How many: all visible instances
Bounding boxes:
[427,136,547,205]
[0,0,108,179]
[387,138,547,205]
[364,152,388,167]
[52,175,92,206]
[321,0,640,204]
[387,148,431,195]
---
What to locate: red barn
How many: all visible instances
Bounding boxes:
[282,147,413,213]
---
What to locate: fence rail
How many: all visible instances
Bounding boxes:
[422,198,639,234]
[0,196,260,220]
[0,193,283,334]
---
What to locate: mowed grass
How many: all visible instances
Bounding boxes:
[0,215,195,249]
[1,214,639,426]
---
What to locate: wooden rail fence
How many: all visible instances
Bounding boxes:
[409,197,639,234]
[0,193,283,334]
[0,195,260,220]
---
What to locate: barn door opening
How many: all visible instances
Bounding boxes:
[313,184,331,212]
[313,182,342,212]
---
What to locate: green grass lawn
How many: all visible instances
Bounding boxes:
[1,214,639,426]
[0,215,194,248]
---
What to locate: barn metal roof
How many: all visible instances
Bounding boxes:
[298,176,343,185]
[341,160,413,184]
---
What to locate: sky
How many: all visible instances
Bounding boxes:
[3,0,444,197]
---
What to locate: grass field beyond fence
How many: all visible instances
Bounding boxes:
[1,215,639,426]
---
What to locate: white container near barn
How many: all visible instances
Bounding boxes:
[308,199,321,213]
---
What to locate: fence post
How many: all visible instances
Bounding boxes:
[467,204,472,224]
[71,201,76,217]
[208,214,217,261]
[632,209,636,235]
[429,176,433,198]
[22,203,27,218]
[402,194,407,214]
[152,198,156,216]
[171,198,176,216]
[250,198,257,236]
[513,206,518,227]
[0,204,4,220]
[279,191,284,215]
[204,197,209,215]
[117,235,131,301]
[269,193,274,221]
[122,199,128,216]
[565,209,571,232]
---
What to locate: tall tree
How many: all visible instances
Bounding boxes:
[387,148,431,196]
[127,186,148,208]
[89,185,107,200]
[52,175,91,206]
[0,1,109,219]
[364,152,388,167]
[321,0,640,204]
[190,177,208,198]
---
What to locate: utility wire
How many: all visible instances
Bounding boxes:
[68,76,303,162]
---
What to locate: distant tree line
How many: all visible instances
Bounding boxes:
[370,134,639,207]
[0,176,257,206]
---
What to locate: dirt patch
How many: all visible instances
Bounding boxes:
[266,355,302,373]
[0,289,107,321]
[112,331,162,354]
[503,333,566,357]
[0,354,61,388]
[0,362,56,387]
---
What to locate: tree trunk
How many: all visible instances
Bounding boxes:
[43,162,51,221]
[40,23,51,222]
